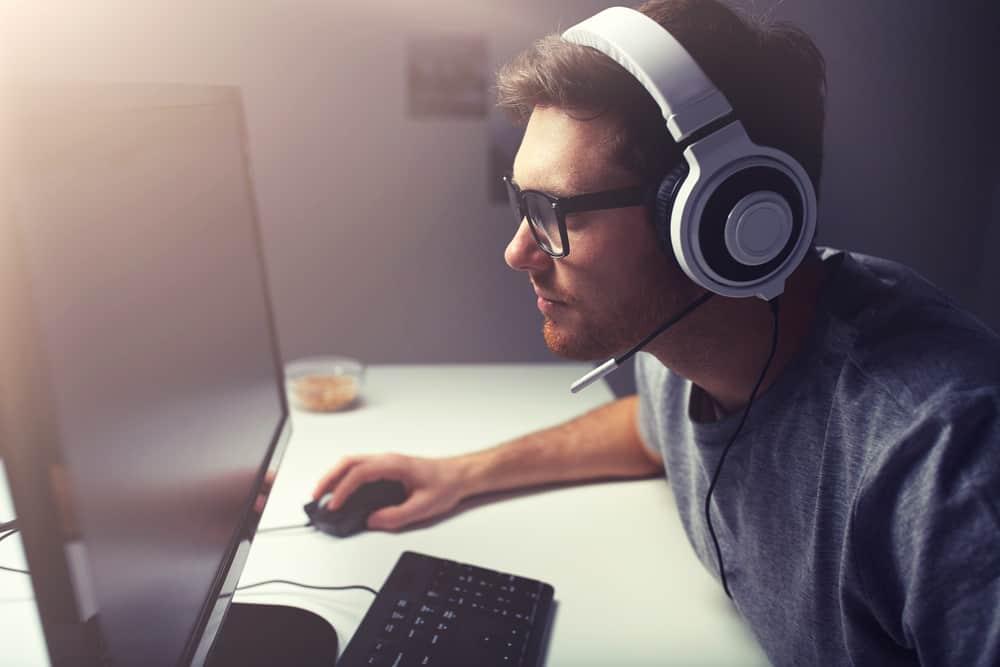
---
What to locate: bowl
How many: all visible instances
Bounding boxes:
[284,356,365,412]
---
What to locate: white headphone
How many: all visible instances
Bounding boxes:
[562,7,817,301]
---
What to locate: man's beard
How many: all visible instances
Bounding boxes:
[539,282,695,362]
[541,303,656,362]
[542,317,609,361]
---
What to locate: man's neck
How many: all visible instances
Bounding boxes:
[649,251,829,417]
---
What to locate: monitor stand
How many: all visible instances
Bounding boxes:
[206,602,339,666]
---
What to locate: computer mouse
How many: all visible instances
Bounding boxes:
[303,479,408,538]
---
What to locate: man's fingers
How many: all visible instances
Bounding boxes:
[367,494,433,531]
[311,456,362,500]
[326,465,394,511]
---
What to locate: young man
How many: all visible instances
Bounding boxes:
[313,1,1000,663]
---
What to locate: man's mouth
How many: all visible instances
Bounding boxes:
[534,292,564,304]
[533,286,569,316]
[531,282,567,305]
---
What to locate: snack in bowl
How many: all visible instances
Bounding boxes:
[285,357,364,412]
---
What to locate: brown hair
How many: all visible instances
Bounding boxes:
[495,0,827,194]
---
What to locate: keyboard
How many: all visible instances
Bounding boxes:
[338,551,555,666]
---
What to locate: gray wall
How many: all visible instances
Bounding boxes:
[3,1,998,399]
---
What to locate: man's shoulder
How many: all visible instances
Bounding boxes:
[819,247,1000,411]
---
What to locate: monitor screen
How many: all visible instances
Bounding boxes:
[0,83,290,666]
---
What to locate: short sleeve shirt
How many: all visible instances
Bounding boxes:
[635,247,1000,666]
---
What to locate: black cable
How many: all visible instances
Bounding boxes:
[0,564,30,575]
[615,291,714,365]
[0,526,376,590]
[0,519,17,533]
[255,522,313,534]
[0,528,30,574]
[236,579,378,595]
[705,297,781,600]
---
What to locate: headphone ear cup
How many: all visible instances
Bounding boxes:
[653,162,689,254]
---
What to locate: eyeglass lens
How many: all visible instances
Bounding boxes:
[505,179,563,255]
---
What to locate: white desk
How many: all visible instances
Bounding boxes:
[0,364,770,666]
[239,364,769,666]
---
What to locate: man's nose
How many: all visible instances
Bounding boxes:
[505,219,552,272]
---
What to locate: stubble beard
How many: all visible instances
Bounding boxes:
[542,317,606,361]
[540,287,679,362]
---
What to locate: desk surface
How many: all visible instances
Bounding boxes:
[0,364,770,666]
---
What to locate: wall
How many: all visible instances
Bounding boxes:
[740,0,999,323]
[0,0,606,372]
[2,1,998,400]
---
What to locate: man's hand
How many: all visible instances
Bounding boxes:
[311,454,467,531]
[310,396,660,533]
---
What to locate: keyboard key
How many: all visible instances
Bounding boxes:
[371,640,394,653]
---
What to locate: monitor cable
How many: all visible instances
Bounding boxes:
[705,297,780,600]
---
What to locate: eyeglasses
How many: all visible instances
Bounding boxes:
[502,175,650,258]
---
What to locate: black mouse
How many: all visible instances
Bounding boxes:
[303,479,408,537]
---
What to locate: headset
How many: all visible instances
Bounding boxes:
[562,6,817,302]
[563,7,815,599]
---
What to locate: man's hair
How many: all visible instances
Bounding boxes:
[495,0,826,194]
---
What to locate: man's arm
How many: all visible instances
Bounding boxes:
[311,395,662,531]
[454,394,662,497]
[849,389,1000,666]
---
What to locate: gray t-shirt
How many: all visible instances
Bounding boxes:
[636,247,1000,666]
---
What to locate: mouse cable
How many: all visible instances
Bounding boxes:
[0,529,30,575]
[256,522,314,534]
[0,518,17,533]
[236,579,378,595]
[705,296,780,600]
[0,564,29,575]
[0,530,380,587]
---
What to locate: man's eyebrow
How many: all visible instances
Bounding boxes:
[511,177,576,199]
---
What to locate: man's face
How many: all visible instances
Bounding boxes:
[505,106,699,361]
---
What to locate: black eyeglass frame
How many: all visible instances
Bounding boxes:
[503,175,651,258]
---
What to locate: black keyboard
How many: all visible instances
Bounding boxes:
[338,551,555,666]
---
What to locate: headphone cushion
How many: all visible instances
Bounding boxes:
[653,162,689,253]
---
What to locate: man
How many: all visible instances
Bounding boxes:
[313,1,1000,664]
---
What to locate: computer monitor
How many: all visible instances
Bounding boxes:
[0,83,300,666]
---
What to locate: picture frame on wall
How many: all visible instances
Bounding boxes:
[407,34,488,118]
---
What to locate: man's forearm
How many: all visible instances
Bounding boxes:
[450,395,662,499]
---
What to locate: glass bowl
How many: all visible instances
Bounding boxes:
[284,356,365,412]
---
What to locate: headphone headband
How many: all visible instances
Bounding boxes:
[561,6,817,301]
[562,6,731,141]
